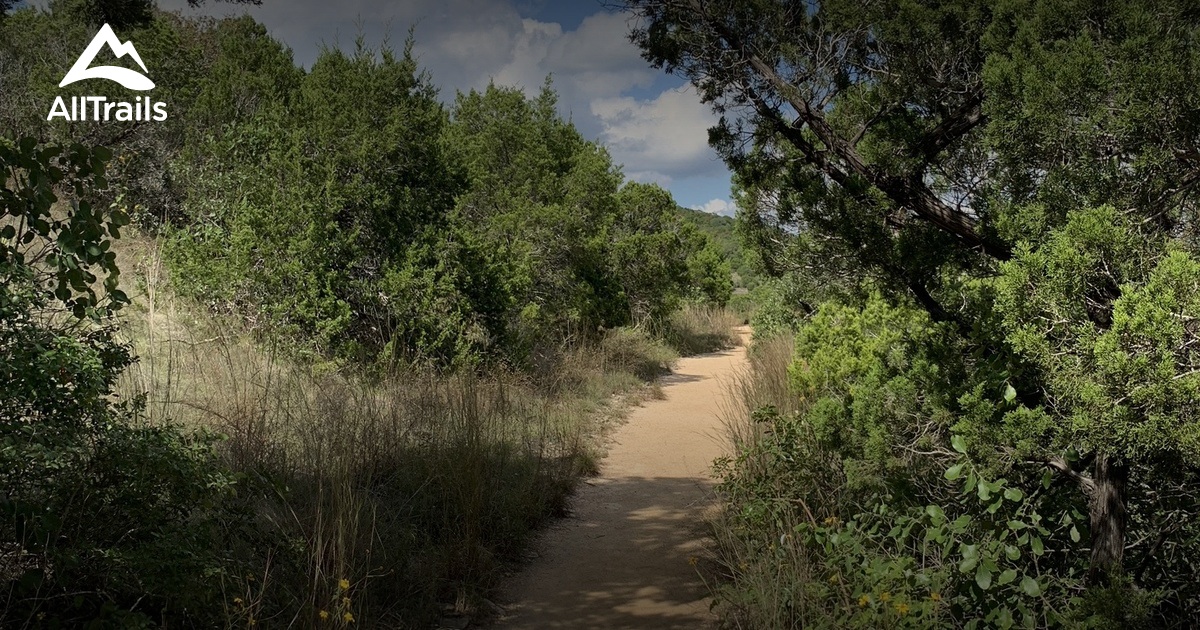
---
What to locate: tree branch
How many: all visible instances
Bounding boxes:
[698,6,1010,260]
[1032,456,1097,496]
[907,278,971,337]
[915,88,987,167]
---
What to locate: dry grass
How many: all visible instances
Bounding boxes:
[111,237,674,627]
[707,333,816,630]
[663,303,743,356]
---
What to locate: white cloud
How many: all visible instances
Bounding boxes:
[485,19,565,92]
[591,86,722,182]
[544,12,654,97]
[692,198,736,217]
[151,1,727,189]
[482,12,655,106]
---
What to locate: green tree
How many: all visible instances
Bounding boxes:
[445,82,624,345]
[611,182,697,322]
[168,37,480,365]
[624,0,1200,614]
[677,206,761,291]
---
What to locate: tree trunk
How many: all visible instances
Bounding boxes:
[1087,456,1128,584]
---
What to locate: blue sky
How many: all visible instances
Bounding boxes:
[149,0,737,215]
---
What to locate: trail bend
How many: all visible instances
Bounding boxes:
[493,328,750,629]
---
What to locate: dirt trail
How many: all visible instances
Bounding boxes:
[493,328,750,629]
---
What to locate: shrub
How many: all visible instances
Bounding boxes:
[598,326,678,380]
[1,138,262,626]
[710,296,1143,628]
[661,303,742,355]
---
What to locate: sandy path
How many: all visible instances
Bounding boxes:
[493,330,749,629]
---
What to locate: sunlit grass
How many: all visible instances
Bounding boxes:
[111,236,678,627]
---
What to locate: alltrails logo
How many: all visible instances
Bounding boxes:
[47,23,167,122]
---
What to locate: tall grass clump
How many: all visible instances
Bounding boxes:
[710,334,818,629]
[105,245,676,627]
[661,303,742,356]
[120,318,583,626]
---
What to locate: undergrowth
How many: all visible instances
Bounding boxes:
[106,239,688,627]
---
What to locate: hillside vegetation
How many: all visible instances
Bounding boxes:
[677,207,761,292]
[0,2,740,627]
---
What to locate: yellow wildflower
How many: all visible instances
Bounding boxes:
[828,573,840,584]
[339,578,351,591]
[343,612,355,623]
[879,592,891,602]
[858,595,870,607]
[342,596,351,608]
[318,610,329,621]
[895,602,910,616]
[823,516,838,526]
[233,597,244,606]
[930,592,942,602]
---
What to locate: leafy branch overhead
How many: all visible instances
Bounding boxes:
[1,138,129,319]
[623,0,1200,625]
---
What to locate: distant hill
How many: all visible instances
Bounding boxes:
[676,206,762,290]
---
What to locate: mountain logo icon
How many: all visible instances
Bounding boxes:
[59,23,155,91]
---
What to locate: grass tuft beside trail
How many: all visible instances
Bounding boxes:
[109,239,733,627]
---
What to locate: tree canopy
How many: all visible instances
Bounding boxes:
[623,0,1200,625]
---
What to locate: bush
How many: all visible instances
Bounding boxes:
[1,138,262,626]
[747,278,807,341]
[598,326,678,380]
[661,303,742,355]
[710,296,1130,628]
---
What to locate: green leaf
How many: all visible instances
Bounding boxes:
[999,568,1018,585]
[959,543,979,573]
[951,434,968,454]
[1020,576,1041,597]
[1030,536,1044,556]
[976,563,994,590]
[1004,383,1017,402]
[1004,487,1024,502]
[1070,525,1080,543]
[925,505,946,521]
[997,606,1014,629]
[945,463,964,480]
[1005,545,1021,561]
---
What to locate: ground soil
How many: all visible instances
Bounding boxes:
[492,329,750,629]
